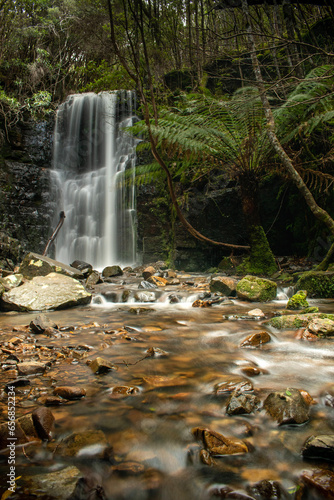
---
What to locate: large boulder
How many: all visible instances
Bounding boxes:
[295,271,334,298]
[236,275,277,302]
[209,276,237,296]
[19,253,84,280]
[1,273,91,312]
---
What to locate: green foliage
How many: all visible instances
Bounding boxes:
[275,65,334,143]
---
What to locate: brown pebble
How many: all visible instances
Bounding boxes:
[53,386,86,400]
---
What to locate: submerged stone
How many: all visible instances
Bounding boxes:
[1,272,91,312]
[53,386,86,400]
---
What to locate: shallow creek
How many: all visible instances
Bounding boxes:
[0,274,334,499]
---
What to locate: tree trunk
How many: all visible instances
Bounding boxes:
[241,0,334,242]
[238,173,277,275]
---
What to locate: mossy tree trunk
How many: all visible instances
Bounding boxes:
[238,172,277,275]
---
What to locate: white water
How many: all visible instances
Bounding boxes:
[51,91,137,269]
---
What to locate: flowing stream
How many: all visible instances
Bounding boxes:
[0,276,333,499]
[51,91,137,269]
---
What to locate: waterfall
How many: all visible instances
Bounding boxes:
[51,91,137,269]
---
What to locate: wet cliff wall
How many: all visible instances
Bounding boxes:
[0,117,55,266]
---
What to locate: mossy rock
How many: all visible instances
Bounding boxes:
[286,290,309,310]
[295,271,334,298]
[266,312,334,329]
[236,275,277,302]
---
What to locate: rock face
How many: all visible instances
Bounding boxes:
[19,252,84,279]
[1,272,91,311]
[236,275,277,302]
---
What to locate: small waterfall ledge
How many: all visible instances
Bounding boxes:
[51,91,137,269]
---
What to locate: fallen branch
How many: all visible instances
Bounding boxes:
[43,211,66,257]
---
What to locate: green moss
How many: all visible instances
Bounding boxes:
[266,312,334,329]
[236,275,277,302]
[295,271,334,298]
[237,225,277,276]
[286,290,309,310]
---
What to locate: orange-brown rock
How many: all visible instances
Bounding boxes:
[192,427,249,455]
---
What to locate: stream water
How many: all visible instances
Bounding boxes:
[0,275,334,499]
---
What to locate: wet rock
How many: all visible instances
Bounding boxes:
[86,270,102,288]
[302,434,334,461]
[32,407,55,440]
[68,476,106,500]
[129,307,155,314]
[308,317,334,336]
[296,328,319,341]
[134,291,156,302]
[169,293,182,303]
[147,276,168,287]
[192,427,249,455]
[43,396,64,406]
[192,299,212,307]
[214,377,253,395]
[145,347,168,357]
[246,479,287,499]
[0,273,23,290]
[55,430,109,458]
[241,367,262,377]
[263,388,310,425]
[30,314,58,334]
[53,386,86,400]
[17,413,39,439]
[90,357,118,374]
[5,378,30,392]
[138,280,157,289]
[19,252,84,279]
[20,465,81,499]
[142,265,155,280]
[265,312,331,329]
[71,260,93,277]
[300,469,334,499]
[112,461,145,475]
[286,290,309,310]
[110,386,140,397]
[210,276,237,296]
[236,275,277,302]
[226,391,260,415]
[0,420,28,449]
[240,331,271,348]
[102,265,123,277]
[17,361,47,376]
[209,486,255,499]
[200,449,217,466]
[247,308,265,318]
[1,272,92,312]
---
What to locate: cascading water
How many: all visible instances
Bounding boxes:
[51,90,137,269]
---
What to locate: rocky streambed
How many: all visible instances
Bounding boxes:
[0,257,334,499]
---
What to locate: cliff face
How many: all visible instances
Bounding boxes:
[0,118,55,265]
